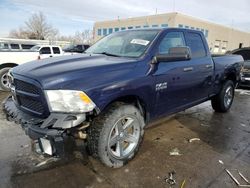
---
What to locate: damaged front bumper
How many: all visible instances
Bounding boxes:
[3,96,86,158]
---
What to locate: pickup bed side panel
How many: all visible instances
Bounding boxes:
[212,55,243,95]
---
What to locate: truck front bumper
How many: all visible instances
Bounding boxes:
[3,96,86,157]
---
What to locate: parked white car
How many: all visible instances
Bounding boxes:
[0,45,70,91]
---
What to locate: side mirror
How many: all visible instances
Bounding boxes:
[154,47,191,63]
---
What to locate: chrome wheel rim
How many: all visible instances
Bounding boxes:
[1,72,9,88]
[224,86,233,108]
[108,116,140,159]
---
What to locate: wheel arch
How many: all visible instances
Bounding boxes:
[0,63,18,70]
[224,72,237,86]
[99,95,149,123]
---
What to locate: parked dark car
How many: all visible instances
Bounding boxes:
[230,48,250,87]
[63,44,90,53]
[3,28,243,168]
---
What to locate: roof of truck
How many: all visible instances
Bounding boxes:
[117,27,204,34]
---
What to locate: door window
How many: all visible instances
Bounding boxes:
[21,44,35,49]
[186,32,207,58]
[0,43,9,49]
[52,47,60,54]
[158,32,185,54]
[40,47,51,54]
[10,43,20,49]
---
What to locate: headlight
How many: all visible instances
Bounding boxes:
[45,90,96,113]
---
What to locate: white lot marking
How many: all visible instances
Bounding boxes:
[235,89,250,96]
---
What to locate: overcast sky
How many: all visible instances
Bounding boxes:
[0,0,250,37]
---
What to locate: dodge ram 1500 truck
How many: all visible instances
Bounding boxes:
[3,28,243,168]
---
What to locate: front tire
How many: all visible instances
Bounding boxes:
[87,102,145,168]
[211,80,235,112]
[0,67,11,91]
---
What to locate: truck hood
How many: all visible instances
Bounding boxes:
[12,54,138,90]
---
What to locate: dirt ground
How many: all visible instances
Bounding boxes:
[0,89,250,188]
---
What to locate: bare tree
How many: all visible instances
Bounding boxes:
[74,30,93,44]
[57,30,94,44]
[9,12,58,40]
[9,27,30,39]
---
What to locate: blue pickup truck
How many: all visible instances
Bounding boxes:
[3,28,243,168]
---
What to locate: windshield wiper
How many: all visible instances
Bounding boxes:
[94,52,121,57]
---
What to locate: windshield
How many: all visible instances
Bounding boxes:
[86,30,159,58]
[30,45,41,51]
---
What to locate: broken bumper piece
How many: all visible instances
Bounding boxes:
[2,96,86,157]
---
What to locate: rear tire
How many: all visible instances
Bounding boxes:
[0,67,11,91]
[87,102,145,168]
[211,80,235,112]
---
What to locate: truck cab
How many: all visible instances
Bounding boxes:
[31,45,64,58]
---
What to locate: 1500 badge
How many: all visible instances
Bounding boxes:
[156,82,168,91]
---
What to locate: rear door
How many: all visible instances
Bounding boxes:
[40,47,52,59]
[52,47,61,57]
[184,31,214,101]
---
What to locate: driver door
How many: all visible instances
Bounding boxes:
[153,31,193,116]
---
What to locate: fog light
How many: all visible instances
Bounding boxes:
[40,138,53,155]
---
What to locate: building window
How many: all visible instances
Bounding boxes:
[196,28,200,31]
[135,26,141,29]
[201,29,205,34]
[121,27,126,30]
[114,28,119,32]
[143,25,149,28]
[185,25,189,29]
[103,28,107,35]
[205,30,209,38]
[152,24,158,28]
[191,27,195,30]
[108,28,113,34]
[222,41,228,53]
[178,24,183,28]
[128,26,133,29]
[97,29,102,36]
[213,40,221,54]
[161,24,168,28]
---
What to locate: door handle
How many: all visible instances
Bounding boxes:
[183,67,194,72]
[205,64,213,68]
